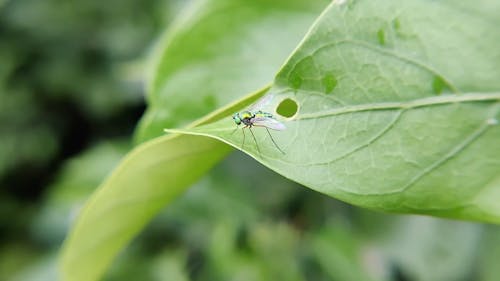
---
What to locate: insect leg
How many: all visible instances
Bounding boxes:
[248,127,261,155]
[241,126,246,150]
[265,127,285,154]
[231,126,239,135]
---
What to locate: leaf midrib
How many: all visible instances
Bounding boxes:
[296,92,500,120]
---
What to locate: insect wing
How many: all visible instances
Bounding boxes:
[248,94,274,112]
[252,117,286,131]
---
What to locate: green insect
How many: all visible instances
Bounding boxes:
[232,95,286,154]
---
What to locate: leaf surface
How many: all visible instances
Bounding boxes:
[171,0,500,223]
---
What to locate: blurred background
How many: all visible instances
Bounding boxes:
[1,0,499,280]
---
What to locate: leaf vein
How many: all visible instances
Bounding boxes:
[282,38,459,94]
[397,102,500,193]
[300,110,403,167]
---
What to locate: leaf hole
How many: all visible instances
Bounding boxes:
[276,98,298,118]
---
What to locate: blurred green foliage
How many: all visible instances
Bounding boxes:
[1,0,500,281]
[0,0,178,278]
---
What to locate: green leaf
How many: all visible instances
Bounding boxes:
[58,85,270,281]
[135,0,328,142]
[59,134,232,281]
[171,0,500,223]
[59,0,328,277]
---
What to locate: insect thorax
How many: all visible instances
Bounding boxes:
[239,111,253,118]
[234,111,251,126]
